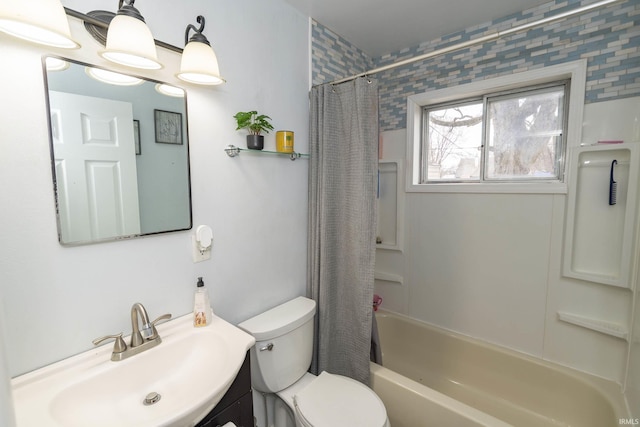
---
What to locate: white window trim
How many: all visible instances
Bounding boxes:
[406,59,587,194]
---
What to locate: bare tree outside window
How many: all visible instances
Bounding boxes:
[487,88,564,179]
[423,82,566,183]
[427,103,482,180]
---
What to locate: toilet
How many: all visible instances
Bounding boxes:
[238,296,390,427]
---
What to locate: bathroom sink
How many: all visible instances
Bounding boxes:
[11,313,255,427]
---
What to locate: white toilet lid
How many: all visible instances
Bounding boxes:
[293,371,387,427]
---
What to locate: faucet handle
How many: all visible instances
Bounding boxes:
[152,313,172,325]
[147,313,172,340]
[92,333,127,354]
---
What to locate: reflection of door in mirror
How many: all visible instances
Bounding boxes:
[49,91,141,243]
[44,57,192,246]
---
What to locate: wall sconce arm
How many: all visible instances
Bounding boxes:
[63,7,183,54]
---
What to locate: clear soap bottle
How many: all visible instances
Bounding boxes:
[193,277,210,327]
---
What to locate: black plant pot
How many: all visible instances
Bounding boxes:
[246,134,264,150]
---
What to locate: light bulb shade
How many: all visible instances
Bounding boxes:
[155,83,185,97]
[45,56,70,71]
[0,0,79,48]
[177,41,225,85]
[101,14,161,70]
[85,67,144,86]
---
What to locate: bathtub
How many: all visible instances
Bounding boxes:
[370,310,629,427]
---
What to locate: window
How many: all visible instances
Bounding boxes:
[422,82,568,183]
[406,60,587,194]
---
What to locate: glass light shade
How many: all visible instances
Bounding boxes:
[45,57,70,71]
[100,14,161,70]
[0,0,78,48]
[155,83,185,97]
[85,67,144,86]
[177,41,224,85]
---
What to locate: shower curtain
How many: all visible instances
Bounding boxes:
[307,77,379,385]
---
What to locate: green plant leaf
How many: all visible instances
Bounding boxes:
[233,110,273,135]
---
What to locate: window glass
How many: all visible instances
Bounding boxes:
[425,101,483,181]
[486,86,565,180]
[422,82,567,184]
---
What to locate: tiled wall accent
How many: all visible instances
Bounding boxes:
[311,20,373,86]
[312,0,640,131]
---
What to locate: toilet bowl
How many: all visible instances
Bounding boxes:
[238,296,389,427]
[291,371,389,427]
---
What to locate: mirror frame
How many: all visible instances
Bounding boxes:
[43,56,193,246]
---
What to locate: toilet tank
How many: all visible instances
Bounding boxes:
[238,297,316,393]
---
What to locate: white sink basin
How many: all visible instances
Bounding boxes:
[11,313,255,427]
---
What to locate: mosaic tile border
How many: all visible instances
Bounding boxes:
[312,0,639,131]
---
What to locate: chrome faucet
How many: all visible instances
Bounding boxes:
[130,302,152,347]
[93,303,171,362]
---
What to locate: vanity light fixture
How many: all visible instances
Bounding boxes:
[45,57,70,72]
[86,67,144,86]
[177,15,225,85]
[100,0,162,70]
[155,83,185,97]
[0,0,79,48]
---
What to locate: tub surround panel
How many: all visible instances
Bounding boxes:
[543,97,640,384]
[375,98,638,383]
[629,281,640,417]
[582,97,640,144]
[0,304,15,427]
[0,0,310,377]
[545,192,632,383]
[405,192,552,357]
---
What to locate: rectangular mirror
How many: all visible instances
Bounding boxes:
[43,57,192,246]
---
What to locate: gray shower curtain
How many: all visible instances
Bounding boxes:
[307,77,379,385]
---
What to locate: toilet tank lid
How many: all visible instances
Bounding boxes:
[238,296,316,341]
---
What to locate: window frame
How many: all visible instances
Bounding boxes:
[421,81,569,184]
[406,60,587,194]
[421,97,483,183]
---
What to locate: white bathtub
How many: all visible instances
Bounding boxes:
[370,310,629,427]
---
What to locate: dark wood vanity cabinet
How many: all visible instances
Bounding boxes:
[196,351,254,427]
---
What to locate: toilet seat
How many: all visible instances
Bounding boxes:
[292,371,387,427]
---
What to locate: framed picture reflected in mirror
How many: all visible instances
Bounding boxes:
[133,119,141,154]
[154,109,183,145]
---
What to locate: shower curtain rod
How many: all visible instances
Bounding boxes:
[323,0,625,86]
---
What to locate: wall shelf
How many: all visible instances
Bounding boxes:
[374,271,404,285]
[376,160,404,252]
[562,143,639,288]
[224,145,308,161]
[557,311,629,340]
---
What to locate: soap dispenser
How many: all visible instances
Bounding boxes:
[193,277,211,327]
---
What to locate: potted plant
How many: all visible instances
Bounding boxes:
[233,110,274,150]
